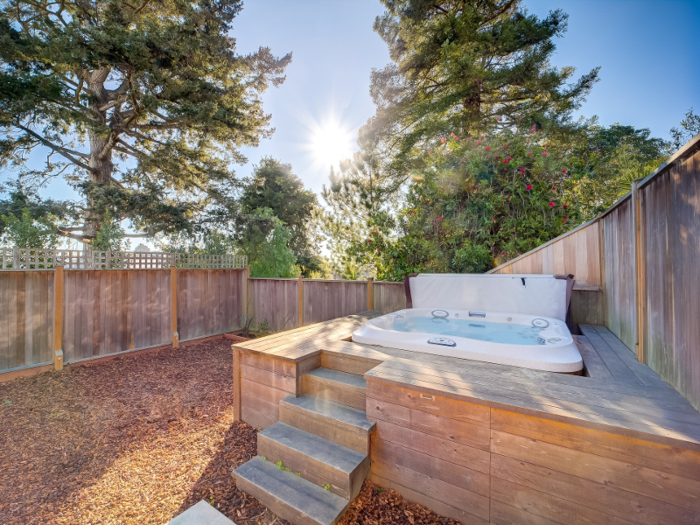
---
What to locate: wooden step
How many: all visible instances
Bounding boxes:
[257,422,369,500]
[301,368,366,411]
[233,456,349,525]
[280,395,376,454]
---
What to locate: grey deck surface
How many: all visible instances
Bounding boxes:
[234,315,700,452]
[168,500,235,525]
[233,456,349,525]
[281,395,375,433]
[259,423,366,473]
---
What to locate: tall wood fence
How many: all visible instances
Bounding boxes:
[491,133,700,410]
[247,278,406,332]
[0,262,406,376]
[0,266,247,375]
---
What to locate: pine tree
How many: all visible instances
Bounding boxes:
[0,0,291,242]
[362,0,599,181]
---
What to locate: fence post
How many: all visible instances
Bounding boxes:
[298,275,304,328]
[633,180,646,363]
[170,265,179,348]
[233,347,241,421]
[367,277,374,311]
[53,265,64,371]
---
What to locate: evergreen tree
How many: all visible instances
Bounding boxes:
[362,0,599,181]
[0,0,291,243]
[238,158,318,275]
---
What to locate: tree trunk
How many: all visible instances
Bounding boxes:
[84,69,114,241]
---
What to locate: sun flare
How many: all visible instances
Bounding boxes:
[308,118,356,171]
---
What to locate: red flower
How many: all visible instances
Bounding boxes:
[437,217,443,221]
[497,116,502,121]
[507,156,512,161]
[485,146,491,151]
[562,219,566,224]
[552,187,556,191]
[542,152,548,157]
[428,150,432,155]
[527,152,532,156]
[500,251,505,255]
[548,201,555,207]
[520,167,525,172]
[506,196,511,200]
[477,141,482,145]
[529,125,537,132]
[450,132,455,137]
[411,210,415,214]
[492,218,496,222]
[440,137,446,143]
[562,169,567,174]
[526,184,533,191]
[503,159,508,164]
[366,239,371,242]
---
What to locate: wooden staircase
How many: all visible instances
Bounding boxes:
[233,365,376,525]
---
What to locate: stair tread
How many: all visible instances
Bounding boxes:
[260,423,366,473]
[281,395,375,434]
[234,456,349,525]
[305,367,366,389]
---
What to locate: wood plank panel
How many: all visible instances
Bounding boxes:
[367,396,491,451]
[491,454,700,525]
[177,269,245,341]
[0,272,54,372]
[491,429,700,512]
[491,409,700,482]
[303,280,367,326]
[240,363,296,394]
[241,392,278,429]
[372,282,407,314]
[248,278,298,331]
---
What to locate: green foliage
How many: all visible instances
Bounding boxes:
[350,127,580,280]
[240,208,300,278]
[670,108,700,150]
[91,212,129,251]
[0,0,291,241]
[1,207,58,248]
[239,158,319,275]
[363,0,599,182]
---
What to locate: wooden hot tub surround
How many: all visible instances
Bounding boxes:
[232,312,700,525]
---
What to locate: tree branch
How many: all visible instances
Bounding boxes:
[16,124,92,171]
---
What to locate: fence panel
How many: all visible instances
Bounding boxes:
[601,197,637,352]
[373,282,407,314]
[177,269,246,341]
[303,280,367,326]
[0,271,54,371]
[62,270,171,362]
[248,278,299,332]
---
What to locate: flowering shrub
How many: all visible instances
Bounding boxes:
[348,127,581,281]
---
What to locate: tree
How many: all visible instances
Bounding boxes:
[238,158,318,275]
[362,0,599,181]
[0,181,71,238]
[670,108,700,150]
[0,0,291,243]
[1,207,59,248]
[320,151,398,278]
[349,127,580,280]
[237,208,300,278]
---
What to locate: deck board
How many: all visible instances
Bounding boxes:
[234,315,700,452]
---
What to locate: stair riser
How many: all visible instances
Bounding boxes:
[258,433,369,500]
[280,403,371,454]
[233,470,348,525]
[302,375,366,411]
[320,352,381,375]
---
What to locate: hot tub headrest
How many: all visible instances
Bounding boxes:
[407,274,569,321]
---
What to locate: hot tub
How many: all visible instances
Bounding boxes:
[352,308,583,373]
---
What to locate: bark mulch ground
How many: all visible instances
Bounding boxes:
[0,339,461,525]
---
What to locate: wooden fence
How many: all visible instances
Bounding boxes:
[247,277,406,332]
[491,133,700,410]
[0,267,247,375]
[0,266,405,376]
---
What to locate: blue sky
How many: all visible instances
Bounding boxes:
[3,0,699,202]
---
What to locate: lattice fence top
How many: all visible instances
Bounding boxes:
[0,248,247,271]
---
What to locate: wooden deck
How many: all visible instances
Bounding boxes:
[233,313,700,525]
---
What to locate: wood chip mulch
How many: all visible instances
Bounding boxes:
[0,338,461,525]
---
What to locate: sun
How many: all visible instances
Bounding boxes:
[308,118,356,171]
